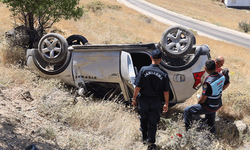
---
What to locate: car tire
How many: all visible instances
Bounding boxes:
[33,49,72,75]
[191,32,196,45]
[38,33,68,64]
[66,34,88,46]
[161,25,194,58]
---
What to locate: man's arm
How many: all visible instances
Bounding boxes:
[223,83,230,91]
[162,91,169,113]
[222,68,230,91]
[132,86,141,107]
[198,95,207,104]
[198,82,210,104]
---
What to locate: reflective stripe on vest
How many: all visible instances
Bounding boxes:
[208,75,225,98]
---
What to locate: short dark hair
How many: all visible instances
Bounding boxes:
[151,49,162,59]
[205,60,216,72]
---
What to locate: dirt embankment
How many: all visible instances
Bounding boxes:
[0,87,63,149]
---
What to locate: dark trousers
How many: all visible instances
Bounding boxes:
[139,95,161,144]
[183,104,216,133]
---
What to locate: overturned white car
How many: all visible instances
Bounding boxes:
[26,25,210,106]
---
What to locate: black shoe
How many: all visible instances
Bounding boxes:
[143,140,147,145]
[147,143,156,150]
[140,128,148,144]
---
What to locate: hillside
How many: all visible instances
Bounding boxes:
[1,0,250,149]
[146,0,250,32]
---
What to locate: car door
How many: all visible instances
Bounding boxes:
[72,50,121,87]
[120,51,137,101]
[71,50,137,101]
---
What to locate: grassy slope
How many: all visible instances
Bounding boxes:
[146,0,250,32]
[0,0,250,149]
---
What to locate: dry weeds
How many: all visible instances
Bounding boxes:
[0,41,26,65]
[1,0,250,149]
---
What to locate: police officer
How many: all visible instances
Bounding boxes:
[132,49,170,150]
[184,59,230,133]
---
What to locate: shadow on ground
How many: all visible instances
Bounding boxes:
[0,116,62,150]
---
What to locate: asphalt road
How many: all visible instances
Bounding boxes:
[119,0,250,48]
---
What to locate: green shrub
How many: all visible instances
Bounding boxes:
[139,15,152,24]
[86,1,122,13]
[86,1,106,13]
[41,127,57,140]
[238,21,250,33]
[107,5,122,11]
[189,28,198,35]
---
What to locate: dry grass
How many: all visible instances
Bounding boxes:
[0,64,63,104]
[60,99,142,149]
[157,117,225,150]
[33,89,146,149]
[0,40,26,65]
[146,0,250,31]
[0,3,13,36]
[1,0,250,149]
[0,65,36,87]
[51,0,168,44]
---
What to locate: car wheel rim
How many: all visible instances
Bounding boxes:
[41,37,62,59]
[166,29,189,53]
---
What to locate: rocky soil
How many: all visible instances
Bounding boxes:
[0,86,63,150]
[1,83,250,150]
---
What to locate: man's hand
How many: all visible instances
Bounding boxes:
[132,100,138,107]
[132,87,141,108]
[163,104,168,113]
[163,91,169,113]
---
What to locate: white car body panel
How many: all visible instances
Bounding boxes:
[164,55,207,103]
[72,51,121,83]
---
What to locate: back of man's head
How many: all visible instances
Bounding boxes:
[205,60,216,72]
[215,56,224,63]
[151,49,162,59]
